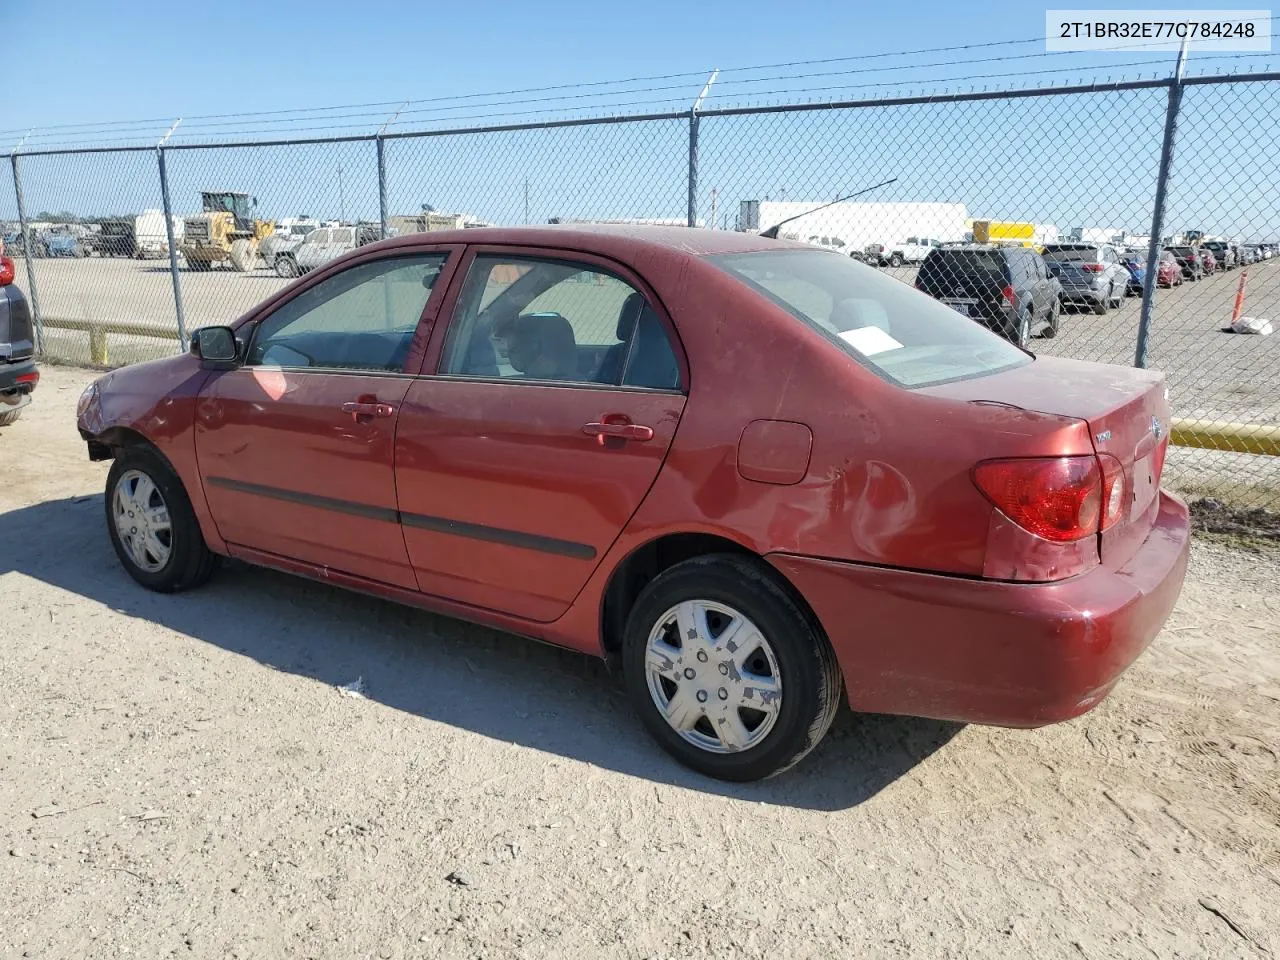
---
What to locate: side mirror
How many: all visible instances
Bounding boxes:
[190,326,239,366]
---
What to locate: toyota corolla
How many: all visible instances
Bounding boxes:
[77,225,1189,781]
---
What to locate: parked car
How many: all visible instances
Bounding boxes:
[1164,246,1203,281]
[1041,243,1128,314]
[1203,240,1237,270]
[1156,250,1183,287]
[1241,244,1262,265]
[76,226,1190,780]
[41,231,86,258]
[0,254,38,426]
[261,221,321,277]
[86,218,137,258]
[915,244,1061,345]
[274,222,385,278]
[1118,251,1146,295]
[1198,247,1218,274]
[876,237,946,268]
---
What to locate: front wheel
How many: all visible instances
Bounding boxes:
[106,448,219,592]
[888,253,904,268]
[275,255,299,279]
[1042,299,1060,338]
[623,554,842,781]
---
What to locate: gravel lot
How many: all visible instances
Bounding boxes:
[2,366,1278,959]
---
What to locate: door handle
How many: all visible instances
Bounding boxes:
[341,400,395,422]
[583,416,655,444]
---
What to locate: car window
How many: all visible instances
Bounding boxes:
[307,229,329,245]
[331,228,355,245]
[440,254,682,390]
[248,254,447,372]
[710,249,1029,389]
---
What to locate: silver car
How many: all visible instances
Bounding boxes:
[1041,243,1130,315]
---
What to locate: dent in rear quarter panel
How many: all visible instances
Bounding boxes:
[92,354,224,554]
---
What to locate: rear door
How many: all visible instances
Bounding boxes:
[394,246,688,622]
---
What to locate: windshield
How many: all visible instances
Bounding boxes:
[708,249,1030,389]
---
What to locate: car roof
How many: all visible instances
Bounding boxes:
[354,223,798,259]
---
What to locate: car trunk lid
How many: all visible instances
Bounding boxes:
[923,355,1170,564]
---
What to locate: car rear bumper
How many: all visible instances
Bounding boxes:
[1058,286,1106,303]
[768,491,1190,727]
[0,357,38,395]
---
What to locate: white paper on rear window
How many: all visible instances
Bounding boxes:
[839,326,903,356]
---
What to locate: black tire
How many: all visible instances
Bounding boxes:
[0,405,24,427]
[1092,288,1109,315]
[622,554,842,781]
[275,254,299,279]
[1042,299,1060,338]
[888,253,904,268]
[105,447,219,593]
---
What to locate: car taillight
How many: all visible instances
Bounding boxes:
[1080,263,1105,273]
[972,456,1102,543]
[16,370,39,385]
[0,255,14,286]
[1000,285,1015,307]
[1098,454,1126,530]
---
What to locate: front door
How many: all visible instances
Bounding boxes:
[394,248,688,621]
[195,251,456,588]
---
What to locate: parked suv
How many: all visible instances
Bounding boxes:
[1041,243,1128,314]
[0,254,38,426]
[1203,240,1236,270]
[1164,246,1203,281]
[916,244,1062,345]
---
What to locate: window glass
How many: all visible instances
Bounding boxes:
[308,229,330,245]
[332,228,355,245]
[440,255,681,389]
[249,254,446,372]
[709,249,1029,389]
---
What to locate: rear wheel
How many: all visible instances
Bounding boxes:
[0,405,25,427]
[105,447,219,593]
[888,253,904,268]
[1042,298,1060,339]
[1093,286,1110,315]
[275,255,299,279]
[622,554,842,781]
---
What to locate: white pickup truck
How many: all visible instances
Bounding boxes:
[868,237,945,268]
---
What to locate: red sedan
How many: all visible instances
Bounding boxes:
[77,226,1188,781]
[1157,250,1184,287]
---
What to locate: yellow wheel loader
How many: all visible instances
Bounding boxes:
[179,192,275,272]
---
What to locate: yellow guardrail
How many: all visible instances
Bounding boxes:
[1171,418,1280,458]
[41,316,182,366]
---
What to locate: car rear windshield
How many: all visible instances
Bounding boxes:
[707,249,1030,389]
[917,250,1008,286]
[1042,245,1096,260]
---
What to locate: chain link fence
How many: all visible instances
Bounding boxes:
[3,73,1278,507]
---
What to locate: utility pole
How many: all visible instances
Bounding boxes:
[338,165,346,222]
[710,187,718,231]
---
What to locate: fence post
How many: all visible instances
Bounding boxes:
[686,112,699,228]
[1135,40,1189,369]
[686,70,719,228]
[156,144,189,350]
[376,135,389,240]
[9,154,45,354]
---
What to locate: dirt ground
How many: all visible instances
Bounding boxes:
[2,366,1278,960]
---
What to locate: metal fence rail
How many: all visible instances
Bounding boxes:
[3,71,1279,507]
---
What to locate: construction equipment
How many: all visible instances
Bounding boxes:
[178,192,275,272]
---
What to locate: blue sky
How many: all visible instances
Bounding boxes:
[4,1,1278,239]
[6,0,1251,132]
